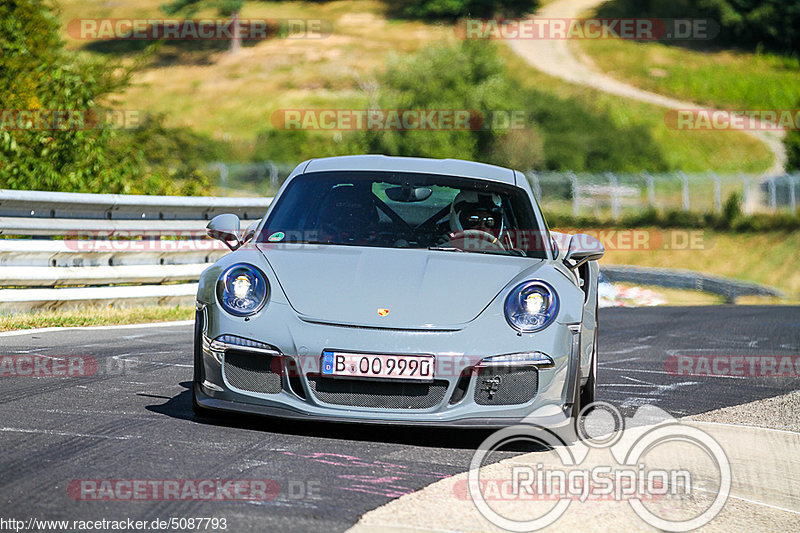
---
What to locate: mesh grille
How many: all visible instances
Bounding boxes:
[307,376,448,409]
[224,350,282,394]
[474,367,538,405]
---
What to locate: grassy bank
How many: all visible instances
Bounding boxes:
[55,0,774,174]
[576,38,800,111]
[499,46,773,174]
[0,305,194,331]
[590,229,800,297]
[59,0,453,143]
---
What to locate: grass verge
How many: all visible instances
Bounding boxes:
[0,304,194,331]
[575,37,800,111]
[499,45,773,173]
[593,229,800,297]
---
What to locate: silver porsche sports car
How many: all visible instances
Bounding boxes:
[193,155,604,428]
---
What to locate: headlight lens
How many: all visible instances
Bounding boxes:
[504,280,559,333]
[216,264,269,316]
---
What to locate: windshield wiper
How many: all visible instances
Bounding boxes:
[428,245,466,252]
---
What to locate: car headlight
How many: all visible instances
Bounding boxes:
[504,280,559,333]
[216,264,269,317]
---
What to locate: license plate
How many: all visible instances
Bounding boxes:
[321,351,434,382]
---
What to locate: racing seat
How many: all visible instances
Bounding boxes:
[315,185,379,242]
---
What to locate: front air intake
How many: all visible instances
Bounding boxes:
[474,366,538,406]
[223,350,282,394]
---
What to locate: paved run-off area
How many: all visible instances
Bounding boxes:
[0,307,798,531]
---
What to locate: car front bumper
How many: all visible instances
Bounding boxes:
[195,299,581,429]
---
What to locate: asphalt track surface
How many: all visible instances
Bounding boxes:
[0,306,798,532]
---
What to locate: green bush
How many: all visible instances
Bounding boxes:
[547,205,800,232]
[355,41,666,172]
[0,0,133,192]
[0,0,218,195]
[721,191,743,227]
[389,0,538,21]
[251,129,368,164]
[106,115,225,195]
[595,0,800,55]
[363,41,525,164]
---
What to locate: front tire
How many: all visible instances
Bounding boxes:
[579,304,598,409]
[192,309,218,419]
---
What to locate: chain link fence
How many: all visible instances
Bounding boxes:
[209,163,800,219]
[527,171,800,219]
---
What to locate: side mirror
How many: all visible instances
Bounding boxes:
[243,221,259,243]
[207,213,242,251]
[564,233,604,271]
[551,236,560,259]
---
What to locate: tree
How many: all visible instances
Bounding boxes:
[162,0,245,54]
[0,0,215,194]
[0,0,135,192]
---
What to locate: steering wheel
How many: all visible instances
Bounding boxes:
[448,229,506,251]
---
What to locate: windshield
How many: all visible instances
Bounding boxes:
[258,171,548,258]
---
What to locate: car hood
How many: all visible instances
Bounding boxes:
[257,244,542,329]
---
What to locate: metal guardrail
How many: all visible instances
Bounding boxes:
[601,265,784,304]
[0,189,272,311]
[0,189,784,312]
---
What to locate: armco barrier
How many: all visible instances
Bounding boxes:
[0,189,783,312]
[0,189,272,312]
[601,265,783,303]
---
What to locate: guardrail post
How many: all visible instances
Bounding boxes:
[527,171,542,200]
[711,172,721,213]
[768,178,777,213]
[680,171,690,211]
[211,162,229,192]
[645,173,655,206]
[607,172,620,220]
[268,162,279,189]
[569,172,579,217]
[741,174,752,214]
[790,174,797,214]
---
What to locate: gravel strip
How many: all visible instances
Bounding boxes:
[689,389,800,432]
